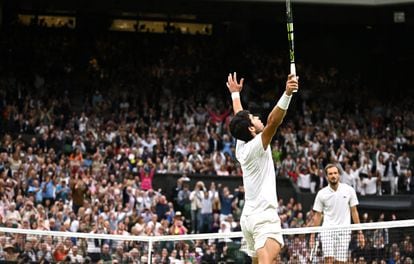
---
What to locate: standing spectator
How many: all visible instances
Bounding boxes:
[280,154,296,179]
[399,169,414,194]
[222,134,234,157]
[70,175,87,214]
[361,172,379,196]
[155,195,170,221]
[41,172,56,207]
[383,154,400,195]
[178,156,194,174]
[218,185,235,223]
[340,164,355,187]
[351,161,363,194]
[359,156,373,179]
[189,181,204,233]
[177,182,191,220]
[376,154,390,195]
[28,179,43,204]
[69,148,84,169]
[207,131,223,154]
[398,152,411,176]
[212,151,226,174]
[313,167,328,193]
[200,190,214,233]
[140,160,155,191]
[297,167,311,193]
[55,180,70,203]
[78,112,89,134]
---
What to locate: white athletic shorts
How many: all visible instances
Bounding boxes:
[320,230,351,262]
[240,210,284,257]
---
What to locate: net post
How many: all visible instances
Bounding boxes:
[148,237,153,264]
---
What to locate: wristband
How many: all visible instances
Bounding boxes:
[231,92,240,100]
[276,92,292,110]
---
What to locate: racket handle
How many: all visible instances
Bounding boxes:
[290,63,296,76]
[290,63,298,93]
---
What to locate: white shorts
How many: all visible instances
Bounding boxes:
[240,210,284,257]
[320,230,351,262]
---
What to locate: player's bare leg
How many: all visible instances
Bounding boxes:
[257,238,281,264]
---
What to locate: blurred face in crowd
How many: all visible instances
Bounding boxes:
[72,246,79,255]
[130,249,139,258]
[24,241,33,251]
[116,246,123,255]
[102,244,110,254]
[22,219,30,228]
[161,248,168,258]
[40,243,48,252]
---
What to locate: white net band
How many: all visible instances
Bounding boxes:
[1,219,413,242]
[1,219,413,263]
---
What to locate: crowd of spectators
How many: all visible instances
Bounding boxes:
[0,23,413,263]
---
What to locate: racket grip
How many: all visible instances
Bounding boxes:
[290,63,296,76]
[290,63,298,93]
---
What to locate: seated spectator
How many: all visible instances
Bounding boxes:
[3,244,18,262]
[170,212,187,235]
[100,244,112,263]
[53,242,69,262]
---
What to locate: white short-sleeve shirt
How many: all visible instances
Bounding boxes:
[313,183,359,226]
[362,177,378,195]
[236,133,278,216]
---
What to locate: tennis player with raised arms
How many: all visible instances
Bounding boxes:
[228,72,298,264]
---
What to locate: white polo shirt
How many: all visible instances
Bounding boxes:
[313,183,358,226]
[236,133,278,216]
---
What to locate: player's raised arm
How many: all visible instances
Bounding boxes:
[226,72,244,114]
[261,74,298,149]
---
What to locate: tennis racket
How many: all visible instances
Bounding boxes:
[286,0,297,78]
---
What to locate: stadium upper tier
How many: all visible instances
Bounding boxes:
[216,0,414,5]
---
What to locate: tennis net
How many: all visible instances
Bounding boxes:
[0,219,413,263]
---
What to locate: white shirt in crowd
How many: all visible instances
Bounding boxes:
[201,192,214,214]
[377,162,387,181]
[297,173,311,190]
[361,177,378,195]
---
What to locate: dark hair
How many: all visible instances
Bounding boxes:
[229,110,254,142]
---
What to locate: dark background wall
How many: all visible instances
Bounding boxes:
[153,174,414,220]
